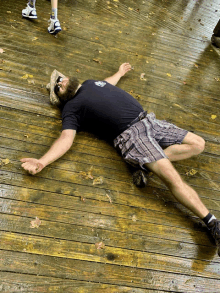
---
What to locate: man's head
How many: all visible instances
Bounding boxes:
[54,76,80,104]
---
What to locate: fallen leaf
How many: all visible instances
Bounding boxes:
[95,37,99,40]
[93,58,102,64]
[1,158,10,165]
[211,115,217,120]
[32,37,38,41]
[95,242,105,249]
[194,64,199,68]
[21,74,34,79]
[128,7,133,11]
[93,176,104,185]
[30,217,41,228]
[76,69,80,73]
[166,73,172,77]
[186,169,197,176]
[140,73,146,81]
[80,171,94,180]
[118,31,122,33]
[0,49,5,54]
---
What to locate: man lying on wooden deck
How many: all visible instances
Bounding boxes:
[21,63,220,256]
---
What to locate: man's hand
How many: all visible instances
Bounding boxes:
[118,63,132,77]
[20,158,44,175]
[104,62,132,86]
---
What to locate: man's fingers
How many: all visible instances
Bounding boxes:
[20,158,32,163]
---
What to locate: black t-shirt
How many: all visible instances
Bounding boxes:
[62,80,144,141]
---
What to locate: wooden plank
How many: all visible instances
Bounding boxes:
[1,250,220,292]
[0,197,214,247]
[0,213,218,263]
[0,271,164,293]
[1,230,220,279]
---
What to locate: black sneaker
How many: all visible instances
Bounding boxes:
[211,35,220,48]
[208,219,220,256]
[132,169,148,188]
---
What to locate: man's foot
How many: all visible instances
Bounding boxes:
[207,219,220,256]
[132,169,148,188]
[48,18,62,35]
[211,34,220,48]
[22,3,37,19]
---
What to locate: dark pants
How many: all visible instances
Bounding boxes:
[214,19,220,37]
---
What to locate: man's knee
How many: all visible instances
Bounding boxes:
[183,132,205,155]
[193,136,205,155]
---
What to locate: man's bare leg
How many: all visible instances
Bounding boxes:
[145,158,220,255]
[164,132,205,162]
[145,158,208,218]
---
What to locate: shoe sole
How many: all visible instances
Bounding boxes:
[22,14,37,19]
[48,28,62,35]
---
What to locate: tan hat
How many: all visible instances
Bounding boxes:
[46,69,66,106]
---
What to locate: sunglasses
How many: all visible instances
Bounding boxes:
[54,76,63,96]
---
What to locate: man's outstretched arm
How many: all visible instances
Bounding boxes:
[21,129,76,175]
[104,63,131,86]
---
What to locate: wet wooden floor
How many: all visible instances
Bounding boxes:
[0,0,220,292]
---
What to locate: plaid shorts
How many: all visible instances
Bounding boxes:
[114,112,188,169]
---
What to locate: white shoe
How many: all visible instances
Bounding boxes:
[48,18,62,35]
[22,3,37,19]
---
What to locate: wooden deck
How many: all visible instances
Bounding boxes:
[0,0,220,292]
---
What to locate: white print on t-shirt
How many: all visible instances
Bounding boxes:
[95,81,106,87]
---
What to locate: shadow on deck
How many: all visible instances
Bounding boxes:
[0,0,220,292]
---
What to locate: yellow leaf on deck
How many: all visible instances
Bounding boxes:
[1,158,10,165]
[128,7,133,10]
[186,169,197,176]
[93,176,104,185]
[21,74,34,79]
[211,115,217,120]
[166,73,172,77]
